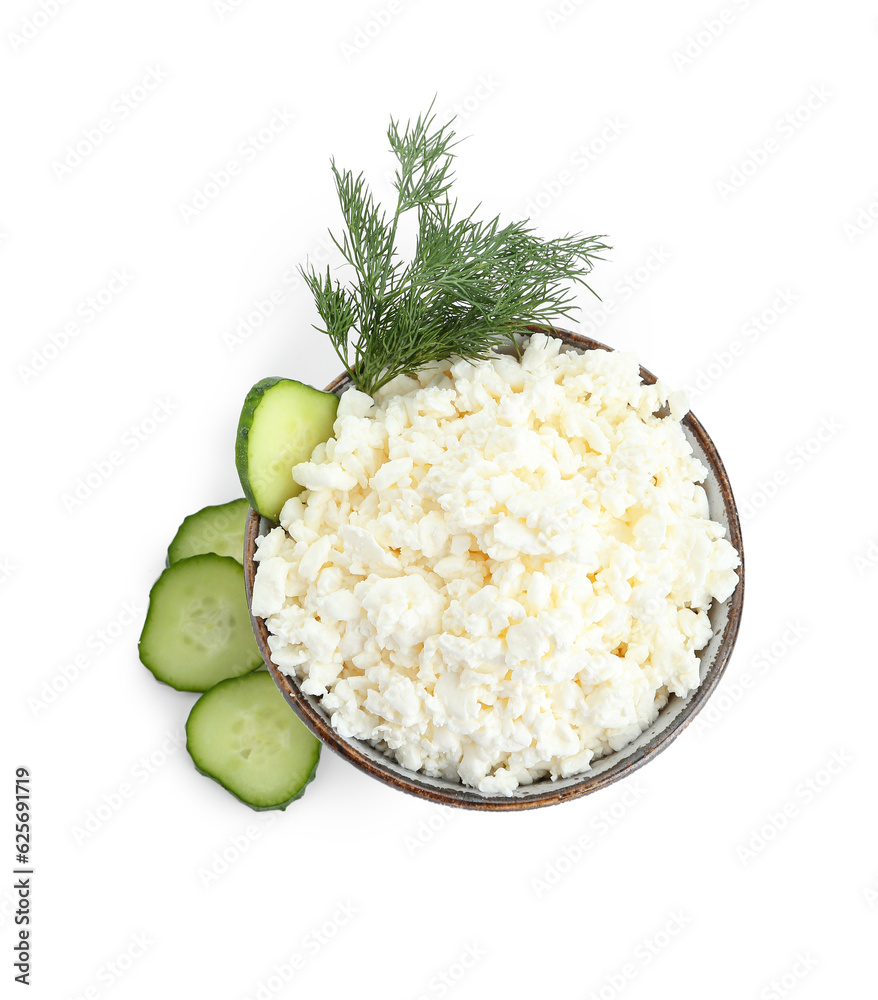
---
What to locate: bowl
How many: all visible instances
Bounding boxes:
[243,326,745,811]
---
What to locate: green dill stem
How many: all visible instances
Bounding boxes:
[302,103,609,396]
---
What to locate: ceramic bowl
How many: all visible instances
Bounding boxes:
[243,326,745,811]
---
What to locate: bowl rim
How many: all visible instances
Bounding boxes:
[243,325,745,811]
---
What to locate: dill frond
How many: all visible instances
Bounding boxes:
[301,100,609,395]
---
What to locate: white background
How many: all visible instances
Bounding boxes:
[3,0,877,998]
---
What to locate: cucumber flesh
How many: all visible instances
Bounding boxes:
[186,672,321,810]
[236,377,338,522]
[139,554,262,692]
[167,498,250,565]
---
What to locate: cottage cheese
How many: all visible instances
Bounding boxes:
[252,334,740,795]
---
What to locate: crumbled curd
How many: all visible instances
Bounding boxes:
[252,335,740,795]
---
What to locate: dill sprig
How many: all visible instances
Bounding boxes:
[302,102,609,396]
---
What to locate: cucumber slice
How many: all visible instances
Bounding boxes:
[186,672,321,810]
[139,554,262,692]
[167,498,250,565]
[236,377,338,522]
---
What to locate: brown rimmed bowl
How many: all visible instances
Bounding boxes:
[243,326,745,811]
